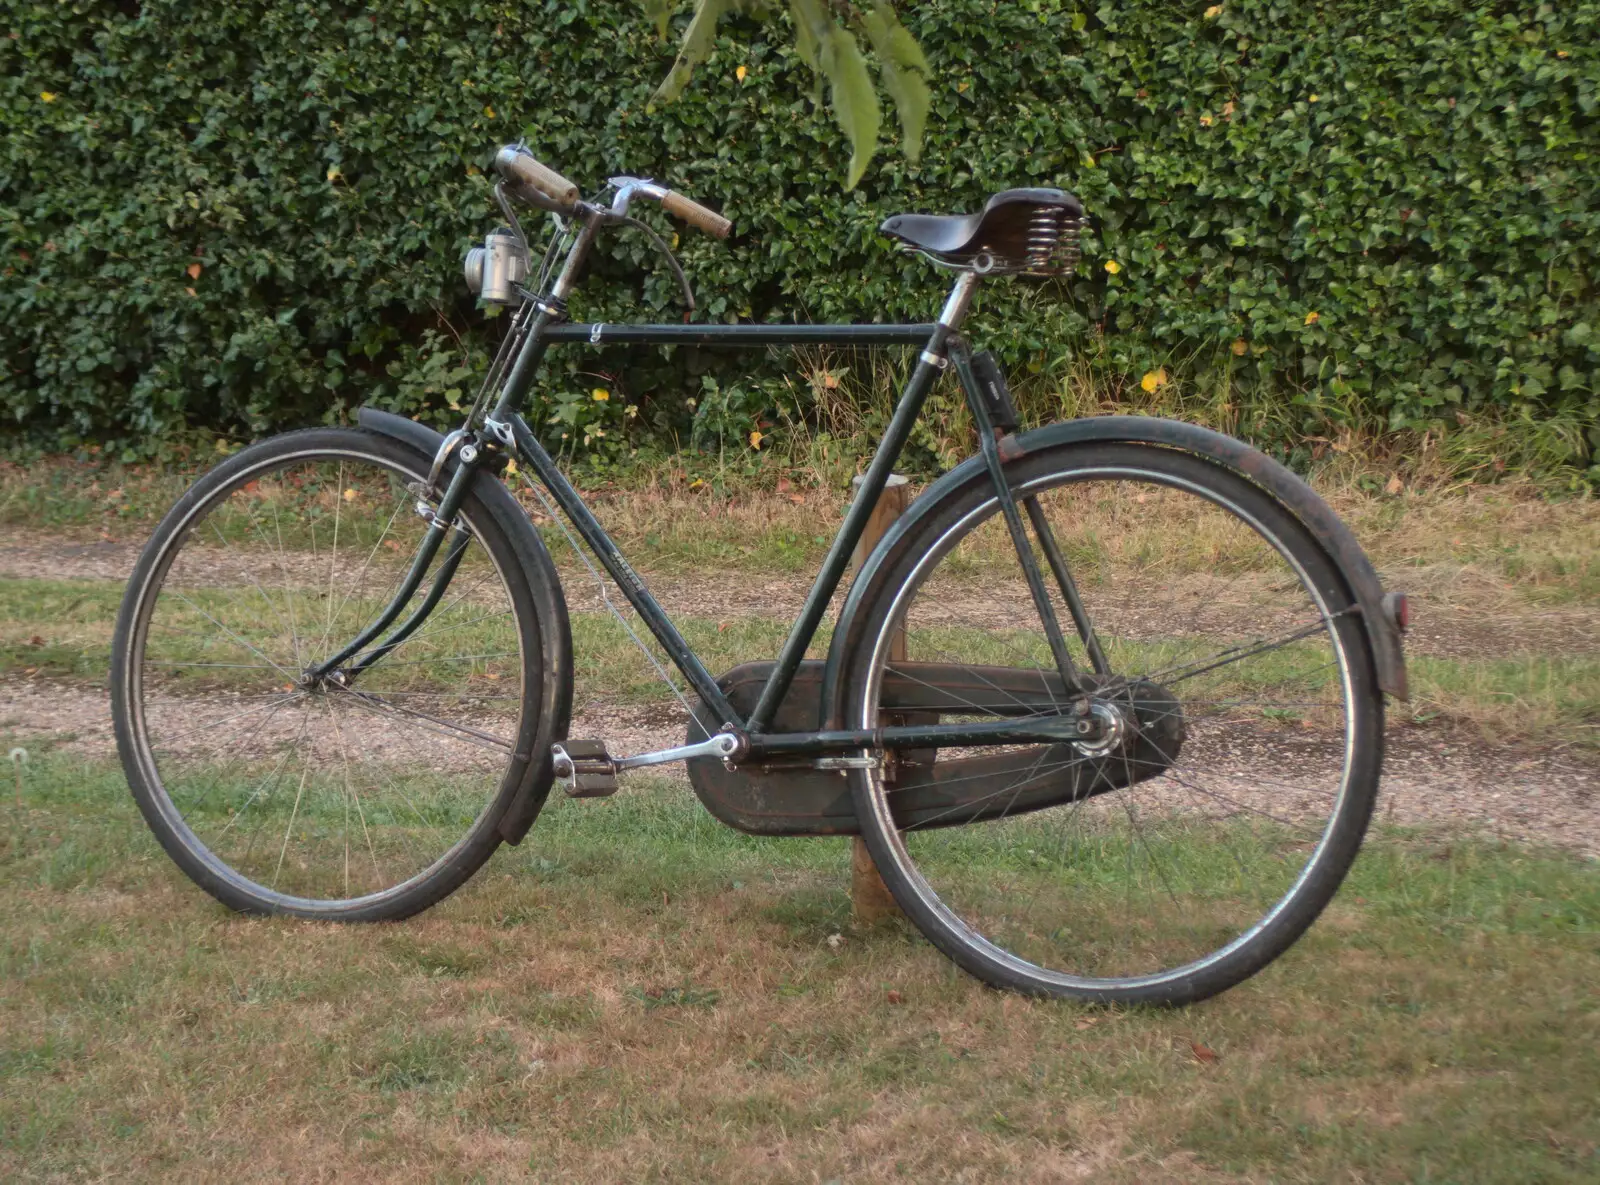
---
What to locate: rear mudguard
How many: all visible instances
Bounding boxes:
[356,407,572,844]
[821,415,1407,730]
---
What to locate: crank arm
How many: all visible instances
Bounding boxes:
[551,732,743,781]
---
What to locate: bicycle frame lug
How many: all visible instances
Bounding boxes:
[482,417,516,449]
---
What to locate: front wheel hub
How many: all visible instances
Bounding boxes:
[298,666,351,694]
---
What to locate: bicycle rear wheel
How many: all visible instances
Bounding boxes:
[845,442,1383,1005]
[111,427,558,920]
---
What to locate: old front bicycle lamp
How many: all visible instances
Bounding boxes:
[463,228,527,305]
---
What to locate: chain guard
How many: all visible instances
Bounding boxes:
[686,661,1183,836]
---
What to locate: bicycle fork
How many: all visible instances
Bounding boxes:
[303,440,482,688]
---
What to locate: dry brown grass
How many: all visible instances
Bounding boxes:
[2,759,1597,1182]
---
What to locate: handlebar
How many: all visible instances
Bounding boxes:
[493,145,732,240]
[660,190,733,240]
[494,146,579,208]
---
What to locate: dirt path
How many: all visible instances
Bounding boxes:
[3,527,1596,857]
[4,528,1596,660]
[3,674,1596,858]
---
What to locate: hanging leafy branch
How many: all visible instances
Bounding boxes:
[644,0,930,188]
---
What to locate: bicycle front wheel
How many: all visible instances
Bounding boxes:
[845,442,1383,1005]
[111,427,558,920]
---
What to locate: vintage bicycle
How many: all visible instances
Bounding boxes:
[111,146,1410,1005]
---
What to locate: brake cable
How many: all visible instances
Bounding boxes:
[600,211,697,314]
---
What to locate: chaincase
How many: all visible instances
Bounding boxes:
[685,660,1182,836]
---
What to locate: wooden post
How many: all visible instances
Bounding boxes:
[849,473,910,923]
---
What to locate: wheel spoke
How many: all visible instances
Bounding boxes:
[850,454,1376,1002]
[120,443,533,914]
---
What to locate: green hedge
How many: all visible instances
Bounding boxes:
[3,0,1597,472]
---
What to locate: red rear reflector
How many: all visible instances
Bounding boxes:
[1383,591,1411,633]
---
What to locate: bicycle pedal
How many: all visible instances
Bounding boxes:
[551,741,618,798]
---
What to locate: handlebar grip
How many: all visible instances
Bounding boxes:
[494,146,580,208]
[661,190,733,240]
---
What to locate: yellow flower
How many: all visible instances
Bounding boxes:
[484,105,495,118]
[1231,338,1248,356]
[1199,114,1214,127]
[1203,5,1223,19]
[1140,368,1169,393]
[1308,93,1320,103]
[749,429,764,449]
[1104,260,1121,275]
[343,488,357,502]
[40,91,56,103]
[592,388,609,402]
[1304,311,1320,325]
[736,65,747,82]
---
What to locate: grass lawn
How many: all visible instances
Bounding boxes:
[1,458,1597,1179]
[1,749,1597,1181]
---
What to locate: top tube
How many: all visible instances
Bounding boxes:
[540,323,939,346]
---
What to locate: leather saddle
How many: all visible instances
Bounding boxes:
[879,188,1084,274]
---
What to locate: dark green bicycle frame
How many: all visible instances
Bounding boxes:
[312,238,1098,760]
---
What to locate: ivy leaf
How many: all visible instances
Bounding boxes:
[861,2,930,164]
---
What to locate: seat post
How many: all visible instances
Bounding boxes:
[938,271,980,333]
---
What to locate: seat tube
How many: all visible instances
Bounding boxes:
[743,273,979,735]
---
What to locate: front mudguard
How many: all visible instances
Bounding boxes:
[821,415,1407,729]
[356,407,572,844]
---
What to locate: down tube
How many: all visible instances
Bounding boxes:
[502,414,741,727]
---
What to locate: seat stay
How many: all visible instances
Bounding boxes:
[950,342,1088,698]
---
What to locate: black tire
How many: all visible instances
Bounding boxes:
[111,427,567,920]
[844,442,1383,1005]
